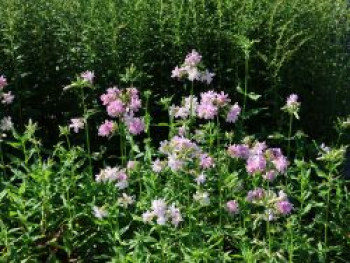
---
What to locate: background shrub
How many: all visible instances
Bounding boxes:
[0,0,349,144]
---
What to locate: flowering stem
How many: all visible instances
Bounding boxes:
[324,169,332,261]
[145,92,152,162]
[80,87,93,176]
[216,115,222,226]
[119,122,126,166]
[189,81,194,126]
[289,220,294,263]
[65,134,71,151]
[267,219,272,256]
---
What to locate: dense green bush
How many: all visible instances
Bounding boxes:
[0,0,349,144]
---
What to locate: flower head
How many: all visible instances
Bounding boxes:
[227,144,250,159]
[226,200,239,215]
[0,75,7,89]
[226,103,241,123]
[81,71,95,84]
[276,200,293,215]
[93,206,108,219]
[69,118,85,133]
[199,153,214,169]
[1,91,14,105]
[118,193,135,208]
[98,120,115,137]
[0,116,13,131]
[125,117,145,135]
[152,159,164,173]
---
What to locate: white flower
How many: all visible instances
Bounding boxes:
[142,210,154,223]
[93,206,108,219]
[69,118,85,133]
[118,193,135,208]
[0,116,13,131]
[193,191,210,206]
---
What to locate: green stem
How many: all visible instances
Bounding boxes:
[119,122,125,166]
[81,88,93,176]
[189,81,194,127]
[216,115,222,226]
[242,53,249,118]
[287,114,293,159]
[267,219,272,256]
[0,142,7,177]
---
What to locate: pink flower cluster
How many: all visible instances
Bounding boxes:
[171,50,215,84]
[142,199,183,227]
[247,188,294,220]
[228,141,288,181]
[99,87,144,136]
[0,75,14,105]
[158,135,214,172]
[95,166,129,190]
[170,91,241,122]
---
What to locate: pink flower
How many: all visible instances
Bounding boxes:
[196,103,218,119]
[226,200,239,214]
[199,153,214,169]
[286,94,299,107]
[0,75,7,89]
[1,91,14,105]
[215,91,230,106]
[276,200,293,215]
[272,155,288,174]
[127,160,138,170]
[168,203,183,227]
[226,103,241,123]
[250,141,267,155]
[129,97,141,112]
[184,50,202,66]
[152,159,163,173]
[168,154,184,172]
[151,199,167,217]
[200,91,216,104]
[126,117,145,135]
[171,66,182,79]
[263,170,277,181]
[200,70,215,85]
[81,71,95,84]
[247,188,265,202]
[69,118,85,133]
[107,100,125,117]
[227,144,250,159]
[195,173,206,185]
[246,154,266,174]
[98,120,115,137]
